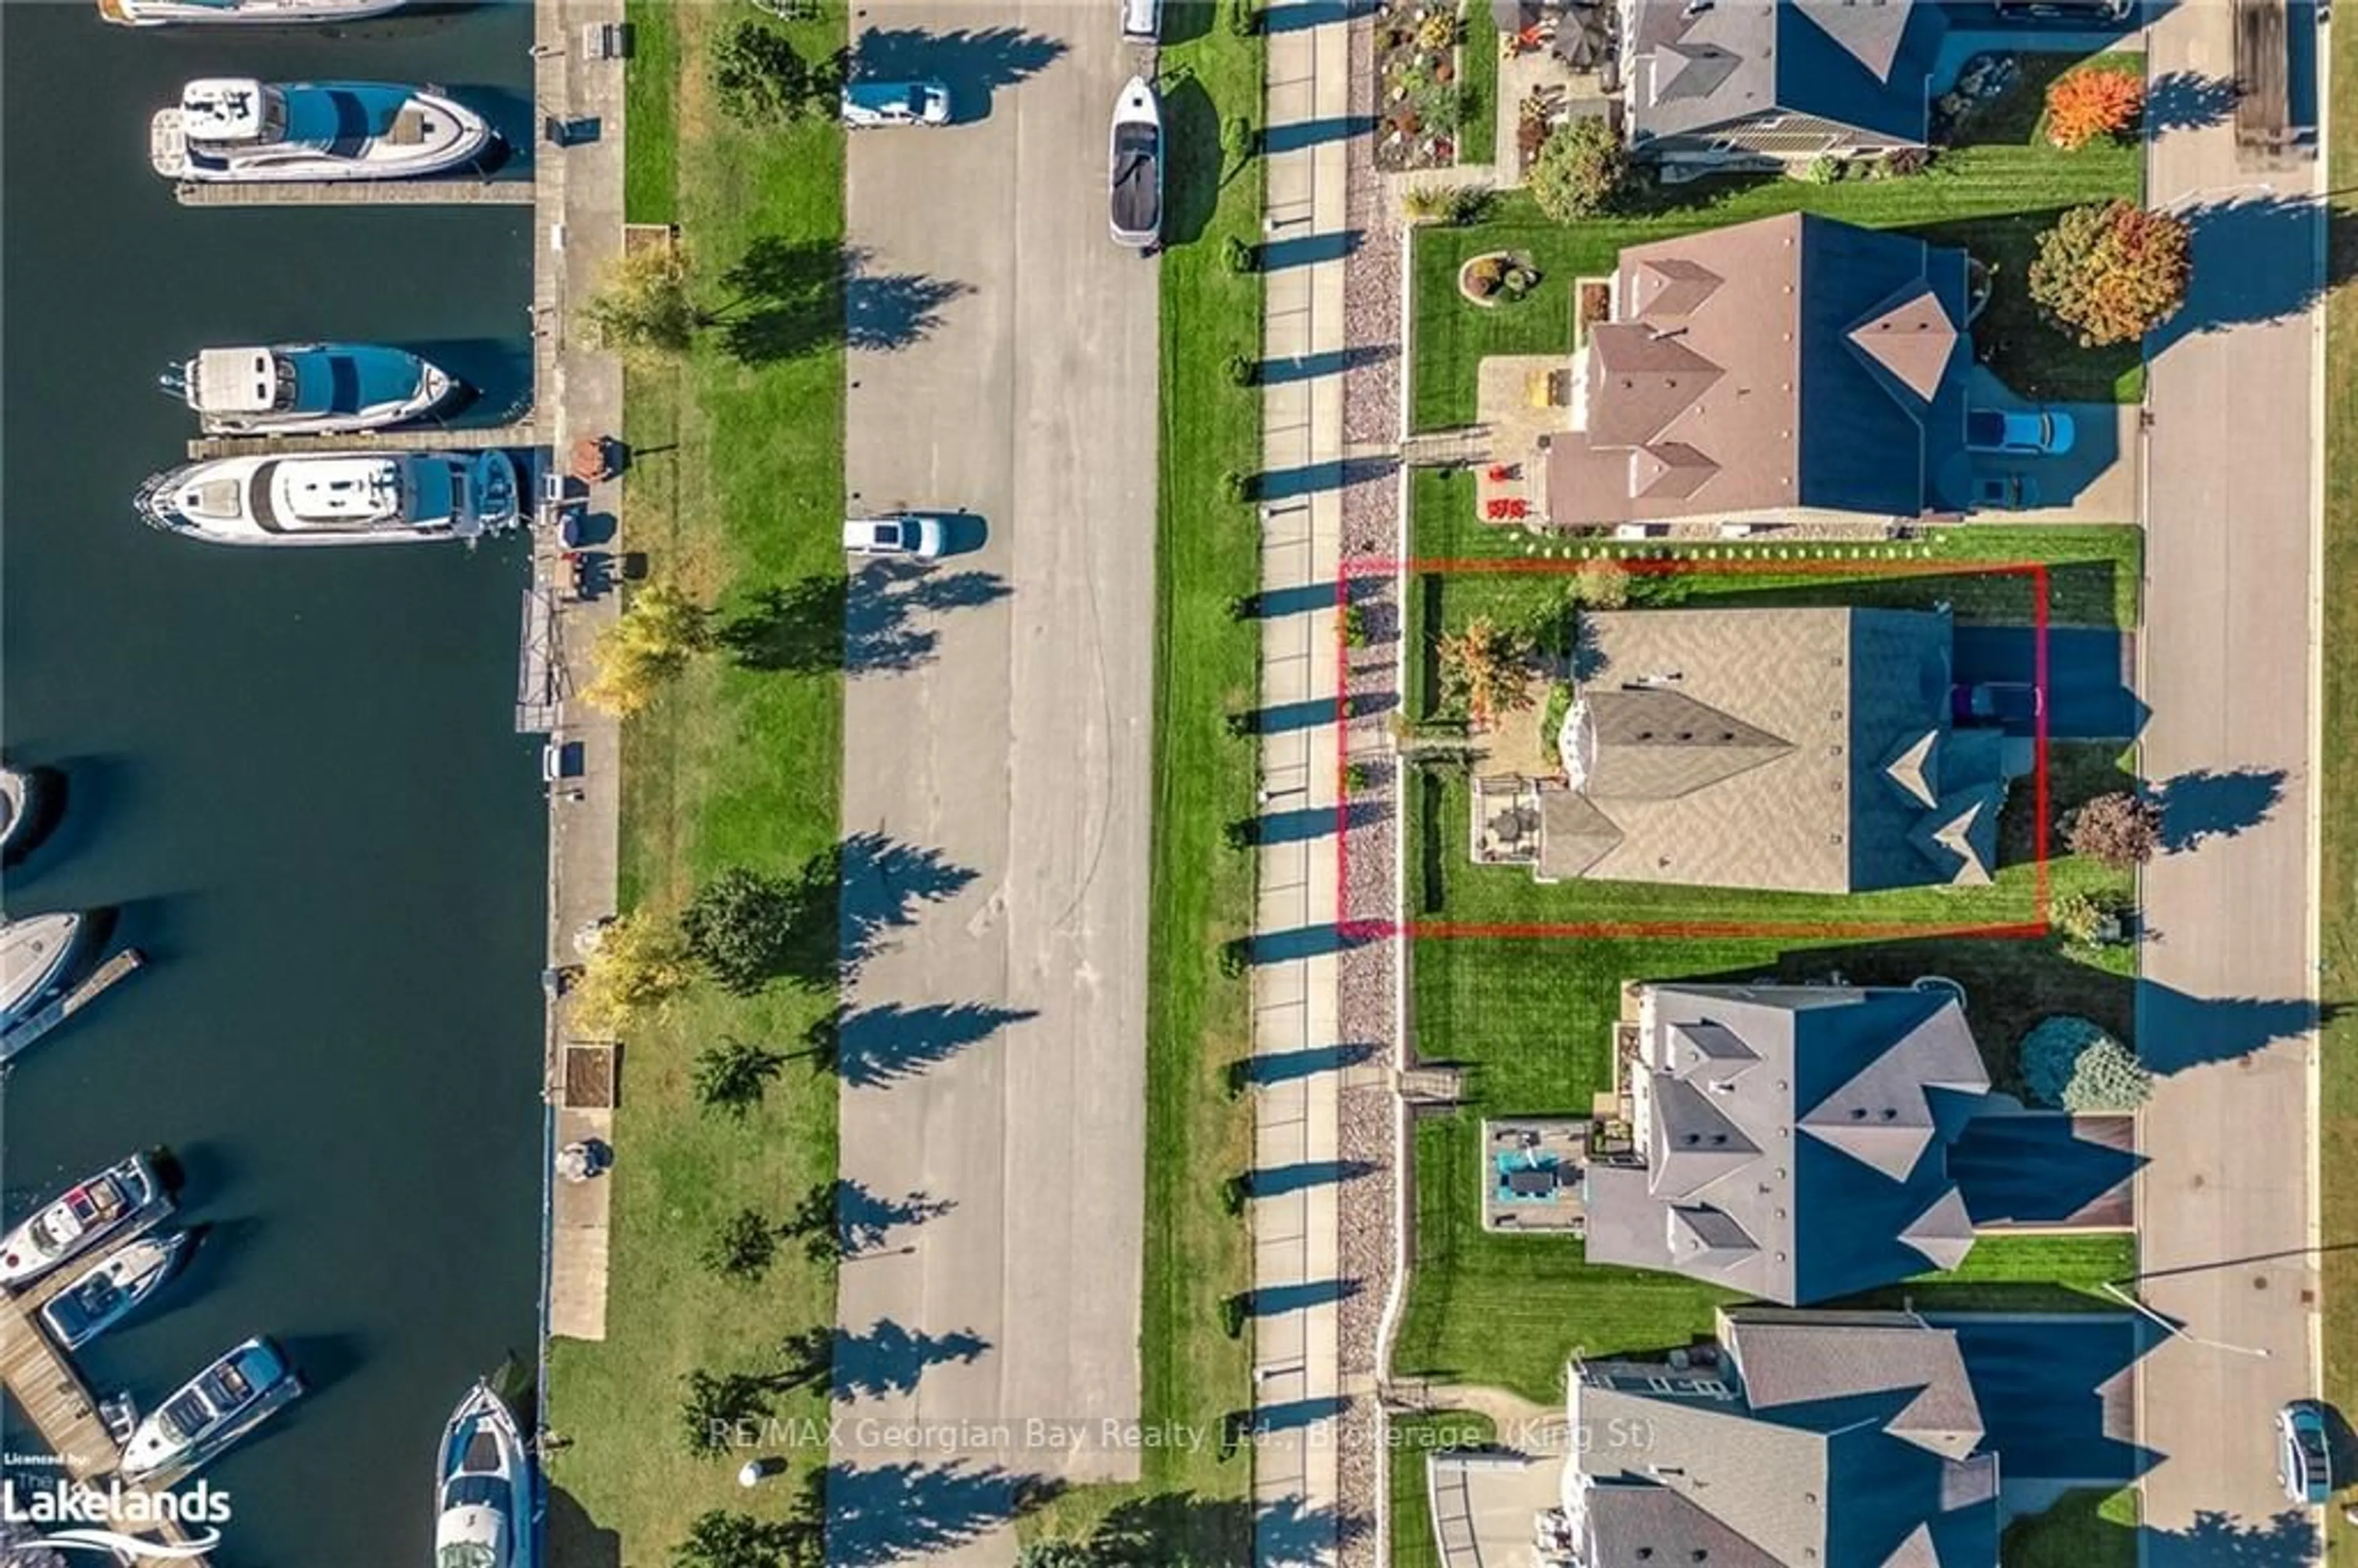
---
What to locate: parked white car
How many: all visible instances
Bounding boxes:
[842,513,946,559]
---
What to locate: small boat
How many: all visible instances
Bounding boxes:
[163,343,460,437]
[40,1232,192,1350]
[434,1381,536,1568]
[0,766,43,859]
[839,78,952,128]
[151,79,494,184]
[0,1154,169,1288]
[101,0,409,24]
[1108,76,1164,252]
[120,1337,302,1481]
[0,912,83,1033]
[134,450,520,546]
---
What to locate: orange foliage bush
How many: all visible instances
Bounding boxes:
[2045,69,2145,150]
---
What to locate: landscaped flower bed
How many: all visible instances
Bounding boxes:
[1456,249,1542,307]
[1377,2,1463,171]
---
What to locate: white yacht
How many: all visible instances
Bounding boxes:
[433,1381,535,1568]
[0,1154,168,1289]
[164,343,459,436]
[102,0,408,23]
[1,912,82,1032]
[121,1337,302,1482]
[1108,76,1163,251]
[0,765,45,859]
[151,79,494,184]
[135,450,520,546]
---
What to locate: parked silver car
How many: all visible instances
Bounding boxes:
[842,513,946,559]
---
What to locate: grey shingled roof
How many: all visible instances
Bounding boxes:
[1542,606,2004,895]
[1625,0,1946,149]
[1582,984,1992,1304]
[1546,213,1973,525]
[1569,1307,1999,1568]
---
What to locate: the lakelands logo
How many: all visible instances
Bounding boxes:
[1,1478,228,1559]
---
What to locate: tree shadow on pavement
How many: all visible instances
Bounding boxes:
[716,562,1009,678]
[849,25,1068,123]
[2145,70,2240,133]
[804,1000,1040,1086]
[2148,195,2339,354]
[715,236,970,364]
[2139,1508,2317,1568]
[2137,982,2341,1076]
[832,1321,990,1399]
[820,1178,956,1258]
[838,830,979,973]
[2152,766,2287,853]
[823,1461,1064,1566]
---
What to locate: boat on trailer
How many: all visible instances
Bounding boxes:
[1107,76,1164,252]
[102,0,410,25]
[135,449,519,546]
[164,343,460,436]
[151,79,493,184]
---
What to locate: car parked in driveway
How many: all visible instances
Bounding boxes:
[842,513,946,559]
[840,79,951,128]
[1973,472,2041,512]
[1967,407,2076,456]
[1951,681,2042,726]
[2278,1400,2334,1505]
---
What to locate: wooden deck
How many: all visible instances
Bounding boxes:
[174,179,534,208]
[1,1232,212,1564]
[186,423,534,461]
[0,949,142,1063]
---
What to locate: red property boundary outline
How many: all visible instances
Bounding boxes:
[1333,553,2053,944]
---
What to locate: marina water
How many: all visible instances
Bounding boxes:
[2,4,545,1562]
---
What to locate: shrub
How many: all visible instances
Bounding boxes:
[580,243,701,365]
[692,1034,787,1118]
[680,866,805,995]
[571,911,695,1037]
[1223,234,1259,274]
[1881,146,1932,177]
[1226,352,1258,387]
[1465,255,1508,298]
[2053,886,2132,946]
[1224,592,1259,621]
[1221,469,1254,503]
[1221,818,1255,852]
[582,578,710,715]
[2046,67,2145,150]
[1220,1174,1251,1216]
[709,20,838,125]
[2020,1016,2152,1111]
[1225,0,1259,36]
[2064,790,2165,868]
[1525,116,1629,222]
[1220,1294,1249,1338]
[2029,200,2192,347]
[1221,114,1258,171]
[1438,614,1536,726]
[1223,711,1255,739]
[1218,939,1251,977]
[1342,604,1371,647]
[1797,153,1846,184]
[1571,556,1632,609]
[1416,9,1458,49]
[701,1208,779,1283]
[1344,761,1376,793]
[1447,184,1496,225]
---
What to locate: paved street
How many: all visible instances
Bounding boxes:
[833,4,1161,1561]
[2135,1,2327,1556]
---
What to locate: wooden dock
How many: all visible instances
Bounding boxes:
[0,949,142,1063]
[0,1233,212,1564]
[174,179,534,208]
[186,423,534,461]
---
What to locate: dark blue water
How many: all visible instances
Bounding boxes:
[2,4,544,1564]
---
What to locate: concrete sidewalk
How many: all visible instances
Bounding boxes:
[1253,5,1353,1563]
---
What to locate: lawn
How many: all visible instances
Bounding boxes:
[1022,13,1266,1559]
[1388,1410,1499,1568]
[1456,6,1498,167]
[541,2,850,1561]
[2000,1486,2140,1568]
[1408,50,2147,429]
[2318,10,2358,1566]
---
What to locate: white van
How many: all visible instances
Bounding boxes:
[1121,0,1160,44]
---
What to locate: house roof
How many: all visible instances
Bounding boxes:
[1543,606,2002,895]
[1571,1307,2000,1568]
[1545,213,1972,525]
[1625,0,1947,149]
[1582,984,1992,1304]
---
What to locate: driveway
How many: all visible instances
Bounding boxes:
[833,4,1160,1558]
[2134,0,2326,1557]
[1951,625,2144,740]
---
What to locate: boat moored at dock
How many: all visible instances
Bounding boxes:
[1,912,83,1032]
[0,766,47,860]
[164,343,460,435]
[40,1231,193,1350]
[135,449,519,545]
[434,1380,536,1568]
[120,1336,302,1481]
[151,79,494,184]
[101,0,409,24]
[0,1153,169,1288]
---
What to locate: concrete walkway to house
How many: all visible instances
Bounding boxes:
[1253,3,1353,1563]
